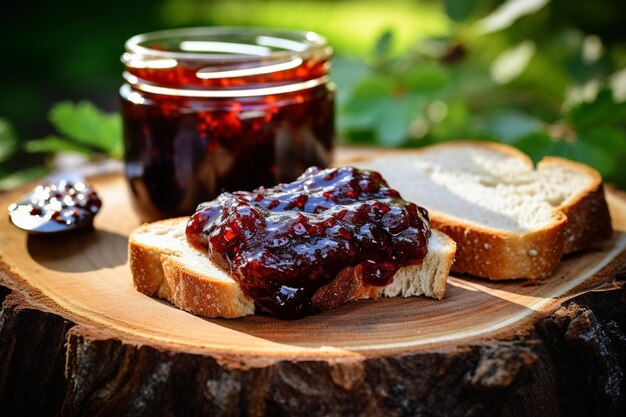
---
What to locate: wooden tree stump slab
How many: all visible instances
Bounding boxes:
[1,152,626,417]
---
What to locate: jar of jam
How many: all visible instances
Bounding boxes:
[120,27,335,221]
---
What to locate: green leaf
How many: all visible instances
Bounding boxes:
[444,0,477,22]
[374,30,394,62]
[0,165,48,192]
[404,65,449,92]
[25,135,94,155]
[577,127,626,153]
[567,89,626,130]
[476,0,550,33]
[342,75,393,129]
[330,56,370,105]
[375,95,424,146]
[348,75,394,102]
[429,100,471,140]
[612,154,626,189]
[0,118,18,163]
[513,129,620,179]
[513,132,567,163]
[568,139,616,178]
[573,128,626,179]
[486,111,544,143]
[48,101,122,156]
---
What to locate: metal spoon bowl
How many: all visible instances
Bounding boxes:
[8,174,102,234]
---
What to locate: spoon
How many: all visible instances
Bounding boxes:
[7,173,102,234]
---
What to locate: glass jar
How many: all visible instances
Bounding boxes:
[120,27,335,221]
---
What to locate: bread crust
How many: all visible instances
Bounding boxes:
[538,157,612,253]
[129,221,255,318]
[432,212,567,280]
[350,141,613,280]
[159,255,255,318]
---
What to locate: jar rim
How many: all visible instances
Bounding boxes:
[125,26,330,61]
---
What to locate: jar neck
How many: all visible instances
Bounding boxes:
[122,72,330,98]
[121,27,332,97]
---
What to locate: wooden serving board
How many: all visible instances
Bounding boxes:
[1,156,626,417]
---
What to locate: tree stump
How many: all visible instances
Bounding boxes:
[1,152,625,417]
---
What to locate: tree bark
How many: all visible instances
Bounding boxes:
[1,274,624,417]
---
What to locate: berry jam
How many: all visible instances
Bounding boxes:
[125,54,329,89]
[121,28,335,222]
[186,166,431,319]
[8,180,102,230]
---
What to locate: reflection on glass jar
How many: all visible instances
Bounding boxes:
[120,27,335,221]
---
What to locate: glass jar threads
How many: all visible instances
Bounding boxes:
[120,27,335,221]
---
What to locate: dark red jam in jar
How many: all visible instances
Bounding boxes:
[186,166,431,319]
[120,28,335,221]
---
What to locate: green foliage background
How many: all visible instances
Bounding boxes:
[1,0,625,189]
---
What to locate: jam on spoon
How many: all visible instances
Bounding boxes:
[186,166,431,319]
[8,178,102,234]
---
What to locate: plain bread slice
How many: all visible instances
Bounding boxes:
[353,141,612,280]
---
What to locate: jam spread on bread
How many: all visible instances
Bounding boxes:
[186,166,431,318]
